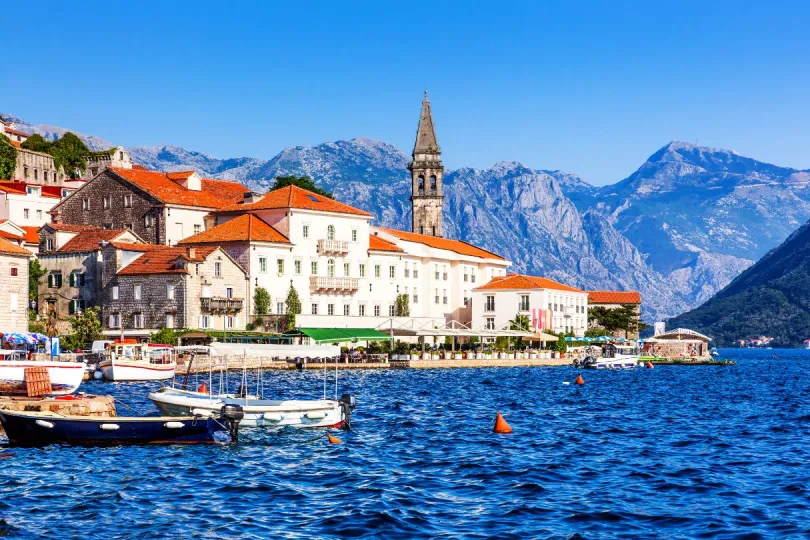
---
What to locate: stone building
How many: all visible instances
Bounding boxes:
[12,147,71,185]
[587,290,642,339]
[100,243,247,338]
[37,227,143,320]
[49,167,247,246]
[0,236,32,332]
[409,91,445,237]
[82,147,133,180]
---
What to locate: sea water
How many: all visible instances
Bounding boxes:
[1,349,809,538]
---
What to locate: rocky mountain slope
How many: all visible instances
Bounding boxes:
[1,113,112,151]
[668,218,810,346]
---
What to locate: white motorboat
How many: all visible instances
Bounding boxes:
[0,358,85,396]
[99,343,176,381]
[575,344,640,370]
[148,387,354,429]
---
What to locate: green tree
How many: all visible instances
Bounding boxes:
[66,306,104,350]
[0,134,17,180]
[29,259,46,301]
[254,286,271,315]
[50,132,90,179]
[394,293,410,317]
[150,327,183,345]
[20,133,53,153]
[285,285,302,328]
[509,313,530,349]
[555,334,568,354]
[270,175,333,199]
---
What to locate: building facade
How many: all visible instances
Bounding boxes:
[471,274,590,337]
[0,237,32,332]
[178,185,511,331]
[100,244,247,337]
[49,167,247,246]
[409,91,444,238]
[37,228,142,320]
[587,290,642,339]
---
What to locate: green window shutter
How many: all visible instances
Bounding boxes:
[69,274,75,287]
[48,274,53,288]
[56,274,62,287]
[68,300,75,315]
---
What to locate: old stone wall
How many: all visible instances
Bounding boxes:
[186,249,248,331]
[52,171,162,244]
[37,251,103,319]
[0,253,30,332]
[103,270,188,332]
[13,148,68,185]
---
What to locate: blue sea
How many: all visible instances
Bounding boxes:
[2,348,810,538]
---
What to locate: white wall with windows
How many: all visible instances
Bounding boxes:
[470,284,589,337]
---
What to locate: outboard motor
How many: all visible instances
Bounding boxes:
[220,404,244,443]
[294,357,305,371]
[338,393,356,431]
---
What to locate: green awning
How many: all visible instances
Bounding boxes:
[297,328,392,344]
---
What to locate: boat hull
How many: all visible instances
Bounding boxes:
[0,409,230,446]
[0,362,85,396]
[99,360,176,381]
[149,388,345,428]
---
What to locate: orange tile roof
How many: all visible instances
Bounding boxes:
[117,246,217,275]
[588,291,641,304]
[108,241,169,252]
[4,127,30,138]
[178,214,290,245]
[475,274,582,292]
[57,229,130,253]
[379,228,505,261]
[368,233,403,252]
[0,236,32,257]
[0,182,27,195]
[0,230,22,241]
[9,140,21,149]
[108,167,247,209]
[20,226,40,244]
[219,185,371,217]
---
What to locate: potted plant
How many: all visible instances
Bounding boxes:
[555,335,567,359]
[410,349,420,361]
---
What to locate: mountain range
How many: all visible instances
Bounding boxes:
[6,111,810,323]
[668,217,810,346]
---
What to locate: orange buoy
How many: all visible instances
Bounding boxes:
[575,374,585,385]
[493,411,513,434]
[327,433,342,444]
[645,361,654,369]
[197,382,207,394]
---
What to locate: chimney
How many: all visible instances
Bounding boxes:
[187,247,196,259]
[243,191,261,204]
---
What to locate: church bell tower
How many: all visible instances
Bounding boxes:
[408,90,444,237]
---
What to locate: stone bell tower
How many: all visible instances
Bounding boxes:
[408,90,444,237]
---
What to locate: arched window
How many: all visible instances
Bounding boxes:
[328,258,335,277]
[418,176,425,192]
[327,225,335,240]
[430,175,437,191]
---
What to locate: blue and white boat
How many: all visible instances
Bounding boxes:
[0,406,242,446]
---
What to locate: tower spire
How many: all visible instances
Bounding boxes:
[408,91,444,237]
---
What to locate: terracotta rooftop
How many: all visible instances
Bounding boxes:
[117,246,216,275]
[4,127,30,138]
[369,233,403,252]
[0,182,26,195]
[108,167,247,209]
[178,214,290,245]
[20,226,40,244]
[219,185,372,217]
[57,229,131,253]
[588,291,642,304]
[0,182,62,198]
[378,228,505,261]
[475,274,582,292]
[0,236,32,257]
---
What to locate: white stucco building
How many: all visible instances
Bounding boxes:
[470,274,589,337]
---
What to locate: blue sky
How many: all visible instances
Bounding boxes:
[3,1,809,185]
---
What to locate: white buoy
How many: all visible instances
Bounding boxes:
[93,370,103,380]
[562,381,570,385]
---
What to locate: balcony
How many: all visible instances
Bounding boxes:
[201,297,244,313]
[318,239,349,254]
[310,276,359,293]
